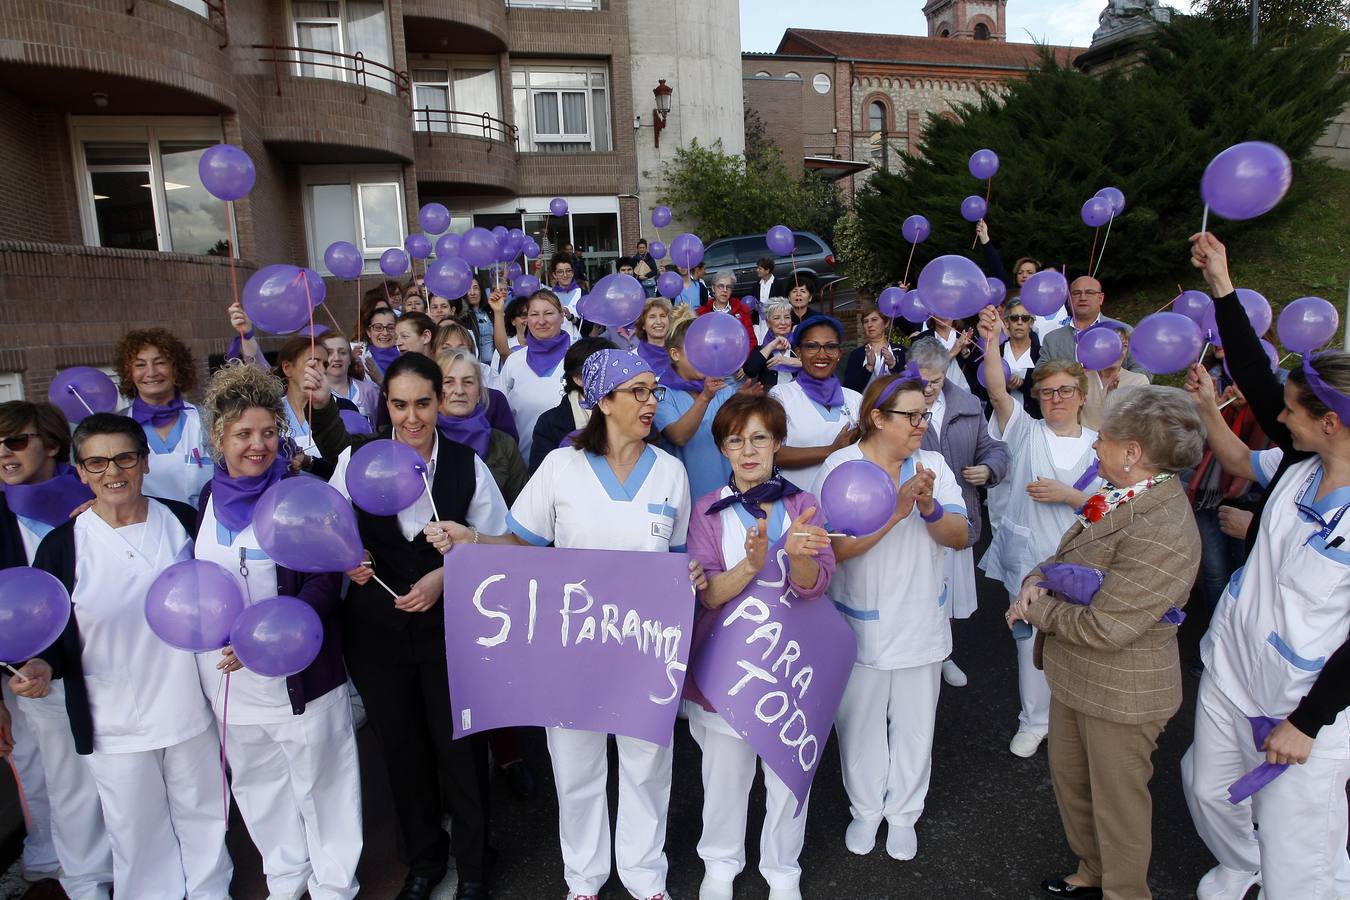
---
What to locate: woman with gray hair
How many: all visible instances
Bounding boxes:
[1007,384,1202,900]
[436,348,528,505]
[742,297,801,390]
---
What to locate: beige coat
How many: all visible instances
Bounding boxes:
[1082,368,1150,431]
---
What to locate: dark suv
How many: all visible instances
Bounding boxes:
[701,231,840,299]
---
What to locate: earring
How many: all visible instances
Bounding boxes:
[1124,463,1131,472]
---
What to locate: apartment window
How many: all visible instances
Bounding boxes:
[0,373,23,402]
[72,118,233,256]
[302,167,408,274]
[412,59,502,135]
[168,0,210,15]
[290,0,394,91]
[512,65,611,153]
[505,0,600,9]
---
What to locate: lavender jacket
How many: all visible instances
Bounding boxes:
[920,381,1010,548]
[684,488,836,712]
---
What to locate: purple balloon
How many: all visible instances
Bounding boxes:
[1278,296,1340,354]
[977,358,1013,390]
[820,459,897,537]
[652,205,673,228]
[492,225,509,241]
[657,270,684,300]
[435,232,463,259]
[648,239,667,260]
[969,148,999,180]
[549,197,569,217]
[506,228,526,257]
[877,286,905,318]
[917,254,992,320]
[144,560,245,652]
[1095,186,1126,216]
[425,256,475,301]
[230,595,324,678]
[197,143,255,202]
[324,240,363,280]
[901,215,930,244]
[1019,269,1069,317]
[405,233,432,261]
[1173,290,1213,323]
[683,312,750,378]
[960,195,987,223]
[522,238,541,259]
[899,289,929,324]
[419,202,451,235]
[512,274,541,298]
[379,248,409,277]
[670,232,705,269]
[242,264,326,334]
[339,409,373,435]
[1081,196,1113,228]
[252,479,363,573]
[988,278,1007,305]
[0,567,71,662]
[48,366,118,423]
[460,227,499,269]
[346,439,429,516]
[1201,288,1272,347]
[766,225,796,256]
[506,261,523,280]
[741,295,760,313]
[1076,326,1124,371]
[1130,312,1204,374]
[586,274,647,327]
[1201,141,1292,222]
[298,323,329,338]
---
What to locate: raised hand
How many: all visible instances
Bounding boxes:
[1189,232,1234,296]
[228,301,253,336]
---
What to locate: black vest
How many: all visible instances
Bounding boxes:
[348,436,476,632]
[0,494,28,570]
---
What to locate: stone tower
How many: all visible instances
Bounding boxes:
[923,0,1008,40]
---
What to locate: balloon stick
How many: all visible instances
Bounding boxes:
[903,240,918,287]
[417,468,442,521]
[322,303,344,338]
[66,386,94,415]
[370,573,400,599]
[1,661,28,683]
[1087,226,1101,277]
[1092,213,1115,280]
[793,532,849,538]
[1201,204,1210,236]
[224,201,240,310]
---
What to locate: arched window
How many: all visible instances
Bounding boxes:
[868,101,886,133]
[753,71,771,78]
[974,22,990,39]
[938,24,951,37]
[784,71,801,80]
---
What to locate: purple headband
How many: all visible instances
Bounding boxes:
[1303,353,1350,423]
[581,349,653,410]
[875,362,929,409]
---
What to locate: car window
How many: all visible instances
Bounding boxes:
[794,233,825,255]
[702,242,737,268]
[732,236,768,263]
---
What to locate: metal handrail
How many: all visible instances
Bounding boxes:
[412,107,519,149]
[252,43,412,110]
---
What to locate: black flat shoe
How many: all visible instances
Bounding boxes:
[1041,877,1103,897]
[396,870,447,900]
[456,881,489,900]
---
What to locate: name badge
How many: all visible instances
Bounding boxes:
[651,520,673,540]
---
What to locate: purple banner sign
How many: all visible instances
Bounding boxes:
[443,544,695,745]
[690,540,856,813]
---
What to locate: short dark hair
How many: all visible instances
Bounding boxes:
[505,297,529,321]
[789,271,817,296]
[617,256,637,269]
[637,238,648,247]
[756,256,774,271]
[0,400,72,463]
[711,394,788,448]
[72,413,149,462]
[563,337,616,395]
[382,352,444,402]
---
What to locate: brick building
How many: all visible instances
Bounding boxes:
[0,0,741,400]
[743,0,1079,199]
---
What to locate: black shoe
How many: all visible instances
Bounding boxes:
[396,870,447,900]
[456,881,489,900]
[1041,877,1103,897]
[504,759,537,799]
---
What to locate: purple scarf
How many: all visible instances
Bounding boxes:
[661,370,705,394]
[211,457,286,533]
[526,331,571,377]
[705,470,802,520]
[130,393,187,428]
[437,411,492,459]
[796,371,844,408]
[1,463,93,528]
[637,340,672,377]
[368,345,400,376]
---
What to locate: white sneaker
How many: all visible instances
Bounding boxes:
[698,874,734,900]
[1009,729,1045,758]
[941,659,968,687]
[768,887,804,900]
[1196,865,1260,899]
[845,817,879,854]
[886,823,918,861]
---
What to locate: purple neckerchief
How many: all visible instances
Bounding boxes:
[368,345,400,376]
[704,470,802,521]
[526,331,570,377]
[130,393,187,428]
[1,463,93,528]
[1228,716,1287,804]
[637,339,671,374]
[661,370,705,394]
[1304,353,1350,423]
[210,457,286,533]
[1072,458,1101,492]
[560,428,582,449]
[796,371,844,408]
[339,409,374,435]
[437,410,492,459]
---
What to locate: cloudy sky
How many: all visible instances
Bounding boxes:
[739,0,1194,51]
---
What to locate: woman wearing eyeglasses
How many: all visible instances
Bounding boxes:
[360,306,401,384]
[812,372,969,861]
[977,309,1103,761]
[743,298,802,391]
[13,413,232,900]
[769,315,862,494]
[499,290,572,462]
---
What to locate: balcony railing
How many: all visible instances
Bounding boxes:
[125,0,229,48]
[413,108,518,149]
[253,43,412,110]
[505,0,600,8]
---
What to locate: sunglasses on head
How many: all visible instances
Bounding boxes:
[0,432,39,452]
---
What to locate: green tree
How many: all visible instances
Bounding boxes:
[854,17,1350,287]
[832,211,886,294]
[1195,0,1349,46]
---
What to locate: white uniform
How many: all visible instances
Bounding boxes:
[194,497,362,900]
[930,328,970,390]
[499,347,566,462]
[508,445,691,898]
[689,497,807,893]
[812,447,966,842]
[1002,341,1035,410]
[283,397,323,461]
[71,502,232,900]
[768,380,862,494]
[1184,449,1350,899]
[139,404,212,509]
[978,402,1099,738]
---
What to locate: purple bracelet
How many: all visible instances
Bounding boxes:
[921,502,944,523]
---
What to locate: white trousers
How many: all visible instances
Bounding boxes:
[85,723,233,900]
[19,688,113,900]
[687,705,807,891]
[3,679,58,876]
[834,661,941,828]
[546,726,672,897]
[1016,613,1051,737]
[1182,674,1350,900]
[222,689,362,900]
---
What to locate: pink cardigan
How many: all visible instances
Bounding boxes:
[684,488,836,712]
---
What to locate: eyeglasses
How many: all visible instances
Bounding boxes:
[78,451,144,474]
[880,409,933,428]
[1070,290,1103,299]
[613,385,667,404]
[1007,314,1034,323]
[369,324,396,333]
[1036,385,1082,401]
[713,283,733,291]
[0,432,39,452]
[721,434,773,451]
[799,342,842,355]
